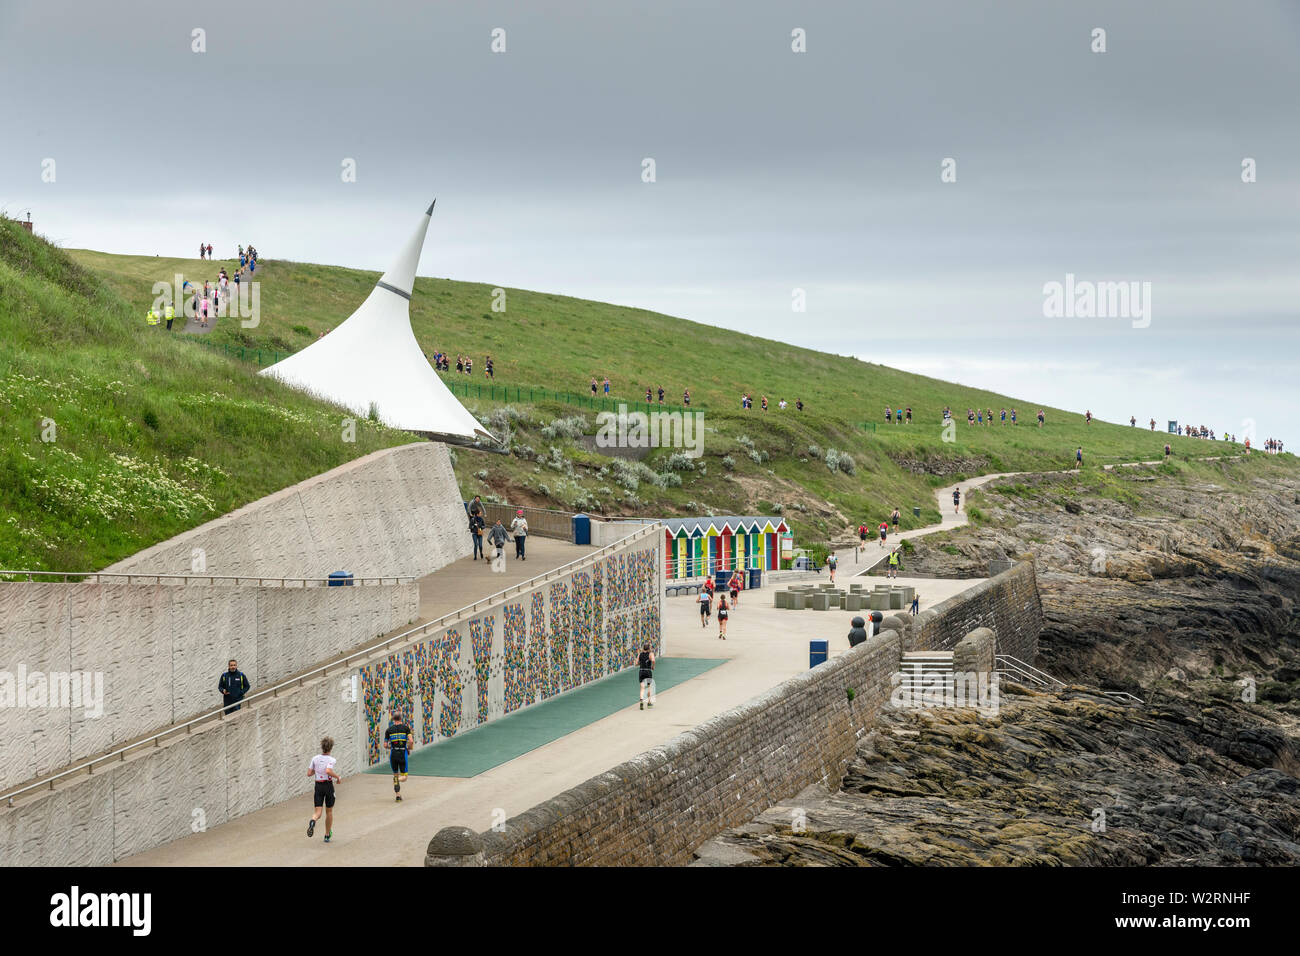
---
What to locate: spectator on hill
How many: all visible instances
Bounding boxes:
[219,660,250,714]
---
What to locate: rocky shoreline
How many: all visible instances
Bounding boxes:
[695,461,1300,865]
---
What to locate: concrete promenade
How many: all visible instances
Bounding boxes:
[115,483,1003,867]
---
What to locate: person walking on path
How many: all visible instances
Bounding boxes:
[878,520,889,547]
[384,712,411,803]
[890,506,901,532]
[717,595,730,639]
[827,552,838,583]
[698,588,712,628]
[218,660,249,714]
[637,643,656,709]
[487,519,509,572]
[887,546,902,579]
[858,522,869,554]
[469,511,485,560]
[510,509,529,561]
[952,487,961,514]
[728,569,743,608]
[307,737,341,842]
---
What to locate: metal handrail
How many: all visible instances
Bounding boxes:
[994,655,1144,704]
[2,524,658,808]
[0,570,415,587]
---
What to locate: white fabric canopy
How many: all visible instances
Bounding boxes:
[260,201,492,441]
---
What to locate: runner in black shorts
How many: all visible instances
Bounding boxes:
[307,736,341,843]
[385,712,412,802]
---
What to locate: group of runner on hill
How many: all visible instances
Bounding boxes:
[429,351,494,378]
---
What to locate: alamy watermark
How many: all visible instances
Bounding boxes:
[1043,273,1151,328]
[0,665,105,718]
[595,404,704,457]
[151,273,261,328]
[889,666,1000,716]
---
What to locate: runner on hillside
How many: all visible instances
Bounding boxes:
[1010,408,1017,425]
[1085,410,1093,425]
[637,643,656,709]
[590,377,598,397]
[878,520,889,547]
[698,588,712,628]
[1037,409,1045,427]
[657,385,665,404]
[885,406,892,424]
[952,487,961,514]
[1150,418,1157,431]
[646,387,652,403]
[890,506,901,531]
[1164,442,1172,459]
[307,737,341,843]
[1075,447,1084,468]
[1130,416,1136,427]
[717,594,730,640]
[384,712,411,803]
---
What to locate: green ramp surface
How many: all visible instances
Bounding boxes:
[369,657,726,778]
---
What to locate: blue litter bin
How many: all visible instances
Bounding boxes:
[714,569,731,589]
[328,571,354,587]
[747,567,762,590]
[809,639,829,668]
[572,513,591,545]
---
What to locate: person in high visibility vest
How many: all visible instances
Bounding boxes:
[887,547,902,579]
[164,303,175,330]
[145,307,159,327]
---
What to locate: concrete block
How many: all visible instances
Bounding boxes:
[809,593,830,611]
[773,591,790,609]
[869,592,891,611]
[889,590,904,609]
[789,593,806,610]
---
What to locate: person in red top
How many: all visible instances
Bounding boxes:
[878,521,889,548]
[728,570,743,608]
[857,523,869,553]
[703,575,716,598]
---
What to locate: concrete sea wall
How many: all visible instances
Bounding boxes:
[105,442,470,579]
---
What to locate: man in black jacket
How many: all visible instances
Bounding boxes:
[219,660,250,714]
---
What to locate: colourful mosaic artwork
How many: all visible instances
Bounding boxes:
[385,649,415,729]
[549,582,571,694]
[470,616,495,726]
[359,659,390,765]
[605,611,625,673]
[571,571,593,685]
[502,602,528,714]
[527,591,548,704]
[592,563,605,680]
[415,640,437,744]
[438,629,463,738]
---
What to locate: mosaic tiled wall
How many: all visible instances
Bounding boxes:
[358,537,661,765]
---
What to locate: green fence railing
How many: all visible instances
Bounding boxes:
[187,337,704,414]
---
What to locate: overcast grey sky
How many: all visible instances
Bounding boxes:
[3,0,1297,442]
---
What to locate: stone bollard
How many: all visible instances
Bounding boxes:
[425,826,485,866]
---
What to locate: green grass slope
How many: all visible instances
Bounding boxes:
[0,219,412,571]
[9,238,1279,569]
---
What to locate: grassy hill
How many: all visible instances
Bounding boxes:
[3,227,1278,572]
[0,219,412,571]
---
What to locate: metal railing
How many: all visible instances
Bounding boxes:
[1,523,660,808]
[0,569,414,587]
[994,654,1143,705]
[477,503,574,541]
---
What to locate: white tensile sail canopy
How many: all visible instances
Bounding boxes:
[260,200,493,441]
